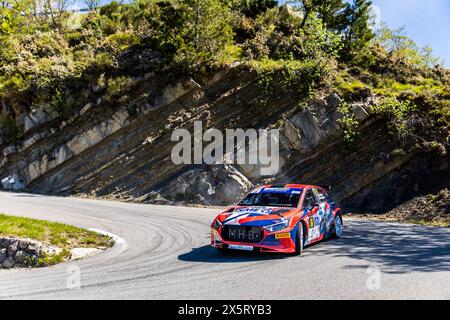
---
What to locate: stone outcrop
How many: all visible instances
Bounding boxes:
[0,236,108,269]
[1,174,24,191]
[0,65,448,212]
[0,237,41,268]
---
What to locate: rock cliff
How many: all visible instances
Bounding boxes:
[0,64,448,212]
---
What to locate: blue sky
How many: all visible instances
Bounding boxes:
[371,0,450,66]
[72,0,450,66]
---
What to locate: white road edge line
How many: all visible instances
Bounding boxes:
[88,228,127,246]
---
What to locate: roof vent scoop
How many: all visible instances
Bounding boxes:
[270,184,286,188]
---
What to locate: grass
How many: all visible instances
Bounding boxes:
[374,78,445,97]
[0,213,113,266]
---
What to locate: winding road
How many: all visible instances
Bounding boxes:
[0,191,449,299]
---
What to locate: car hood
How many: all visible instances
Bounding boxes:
[218,206,297,227]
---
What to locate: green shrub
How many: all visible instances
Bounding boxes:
[0,113,20,141]
[106,76,135,98]
[337,102,360,147]
[106,33,140,51]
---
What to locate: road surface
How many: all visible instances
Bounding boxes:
[0,191,449,299]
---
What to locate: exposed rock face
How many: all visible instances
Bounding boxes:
[0,65,448,212]
[18,109,51,134]
[157,163,253,205]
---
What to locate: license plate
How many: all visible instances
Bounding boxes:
[228,245,254,251]
[275,233,291,239]
[224,226,263,243]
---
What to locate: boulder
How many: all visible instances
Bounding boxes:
[3,145,17,157]
[160,163,253,205]
[2,257,15,269]
[282,120,302,151]
[29,108,51,126]
[7,241,18,256]
[18,239,30,250]
[14,250,31,264]
[26,241,41,255]
[352,104,370,122]
[327,93,341,110]
[0,248,7,264]
[289,110,322,151]
[1,174,25,191]
[19,113,36,134]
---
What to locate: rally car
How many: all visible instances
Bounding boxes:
[210,184,343,255]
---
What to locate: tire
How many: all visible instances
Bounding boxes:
[293,222,304,256]
[331,214,343,239]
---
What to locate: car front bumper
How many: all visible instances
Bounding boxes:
[210,226,297,254]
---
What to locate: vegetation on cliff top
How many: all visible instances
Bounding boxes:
[0,0,449,153]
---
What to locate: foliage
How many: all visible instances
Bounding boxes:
[337,102,360,147]
[374,24,443,69]
[0,113,21,141]
[230,0,278,18]
[0,0,448,150]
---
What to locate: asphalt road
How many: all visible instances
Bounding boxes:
[0,191,449,300]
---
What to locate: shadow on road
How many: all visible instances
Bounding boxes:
[178,245,289,263]
[312,220,450,274]
[179,221,450,273]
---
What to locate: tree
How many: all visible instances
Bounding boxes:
[231,0,278,18]
[289,0,346,30]
[83,0,101,11]
[342,0,374,59]
[41,0,75,31]
[375,24,443,67]
[178,0,234,69]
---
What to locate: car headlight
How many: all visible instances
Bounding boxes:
[213,218,222,229]
[264,219,290,233]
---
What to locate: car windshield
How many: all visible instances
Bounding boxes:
[238,188,302,207]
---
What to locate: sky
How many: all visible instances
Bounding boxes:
[370,0,450,66]
[71,0,450,66]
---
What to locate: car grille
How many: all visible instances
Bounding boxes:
[222,226,263,244]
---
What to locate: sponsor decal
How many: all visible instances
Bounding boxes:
[308,227,321,241]
[263,188,288,192]
[228,245,254,251]
[309,217,315,228]
[275,233,290,239]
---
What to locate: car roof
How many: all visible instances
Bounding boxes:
[257,184,325,190]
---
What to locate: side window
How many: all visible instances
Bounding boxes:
[302,190,317,209]
[239,193,256,205]
[315,188,326,203]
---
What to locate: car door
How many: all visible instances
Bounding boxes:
[314,188,333,234]
[302,189,321,244]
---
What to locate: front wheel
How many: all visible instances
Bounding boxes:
[293,222,304,256]
[331,214,343,239]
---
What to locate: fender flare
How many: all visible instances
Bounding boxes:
[333,208,342,220]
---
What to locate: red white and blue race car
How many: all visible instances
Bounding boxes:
[210,184,343,255]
